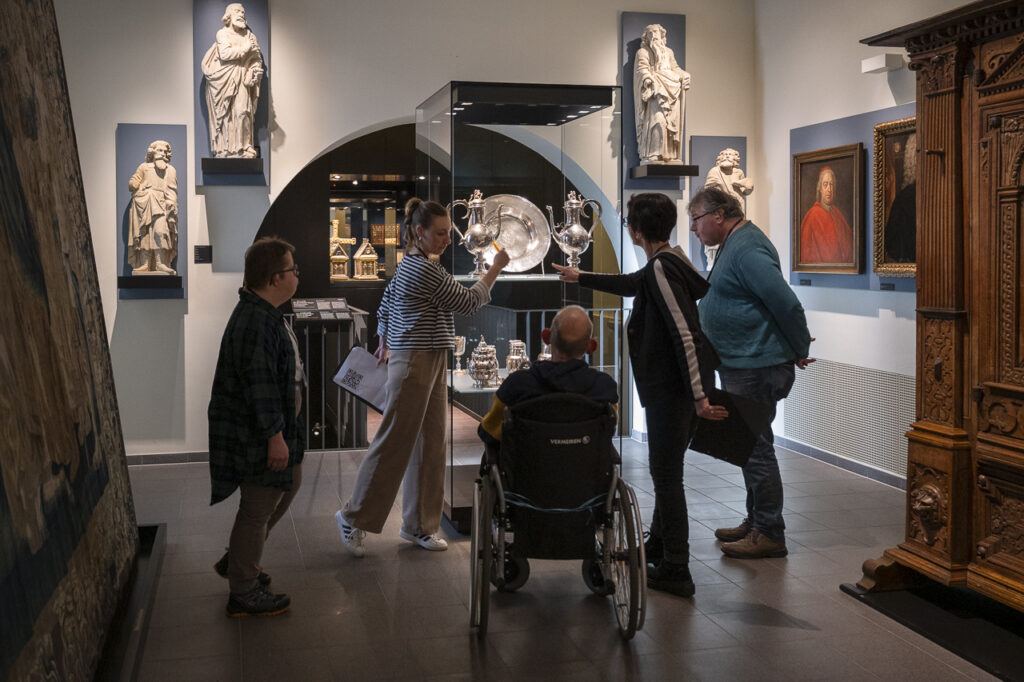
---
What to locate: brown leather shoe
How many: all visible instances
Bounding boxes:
[714,518,752,542]
[720,529,788,559]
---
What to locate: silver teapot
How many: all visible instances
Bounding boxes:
[467,335,499,388]
[546,191,602,268]
[449,189,503,277]
[536,342,552,363]
[506,340,531,373]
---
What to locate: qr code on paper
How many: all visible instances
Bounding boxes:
[340,369,362,389]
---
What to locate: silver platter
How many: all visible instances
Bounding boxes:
[480,194,551,273]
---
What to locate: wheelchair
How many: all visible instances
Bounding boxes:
[469,393,647,639]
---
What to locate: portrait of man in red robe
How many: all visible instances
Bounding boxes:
[799,166,853,264]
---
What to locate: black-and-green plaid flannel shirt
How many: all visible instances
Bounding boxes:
[208,289,304,504]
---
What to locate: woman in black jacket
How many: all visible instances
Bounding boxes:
[553,192,726,598]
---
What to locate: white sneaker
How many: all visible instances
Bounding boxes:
[335,510,366,557]
[399,529,448,551]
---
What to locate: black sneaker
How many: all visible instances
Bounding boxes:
[214,550,271,587]
[226,585,291,617]
[647,561,695,598]
[643,531,663,564]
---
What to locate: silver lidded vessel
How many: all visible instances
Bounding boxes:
[546,191,602,268]
[449,189,503,277]
[505,340,531,373]
[467,336,499,388]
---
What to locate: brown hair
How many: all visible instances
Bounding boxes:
[403,197,448,247]
[244,236,295,289]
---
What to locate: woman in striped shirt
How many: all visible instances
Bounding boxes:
[336,198,509,556]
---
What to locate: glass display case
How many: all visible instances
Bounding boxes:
[416,81,626,532]
[327,174,415,283]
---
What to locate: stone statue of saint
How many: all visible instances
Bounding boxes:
[634,24,691,165]
[704,148,754,209]
[128,141,178,275]
[702,148,754,270]
[201,3,263,158]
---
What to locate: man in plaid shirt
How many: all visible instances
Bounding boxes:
[208,237,304,617]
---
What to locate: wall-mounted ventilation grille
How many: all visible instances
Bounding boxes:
[783,358,915,478]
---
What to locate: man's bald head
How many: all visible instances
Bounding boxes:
[550,305,593,360]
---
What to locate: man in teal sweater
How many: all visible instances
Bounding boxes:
[690,186,814,559]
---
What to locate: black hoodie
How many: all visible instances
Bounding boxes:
[580,246,719,407]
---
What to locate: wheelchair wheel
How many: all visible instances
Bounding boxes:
[581,554,614,596]
[469,475,493,633]
[494,546,530,592]
[610,478,645,639]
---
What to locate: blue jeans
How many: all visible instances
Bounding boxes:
[717,363,795,542]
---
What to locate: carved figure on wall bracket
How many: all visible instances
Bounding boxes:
[703,148,753,268]
[633,23,690,165]
[128,140,178,275]
[201,3,264,158]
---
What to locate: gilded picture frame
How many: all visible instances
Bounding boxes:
[872,116,917,277]
[791,143,864,274]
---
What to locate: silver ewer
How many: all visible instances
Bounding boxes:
[546,191,602,268]
[449,189,503,277]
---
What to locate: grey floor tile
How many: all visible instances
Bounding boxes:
[145,621,240,662]
[137,654,241,682]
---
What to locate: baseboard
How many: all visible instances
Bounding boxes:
[776,436,906,490]
[126,452,208,465]
[94,524,167,682]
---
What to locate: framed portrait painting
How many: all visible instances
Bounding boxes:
[791,143,864,274]
[873,117,916,277]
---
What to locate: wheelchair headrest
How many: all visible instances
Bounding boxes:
[505,393,616,424]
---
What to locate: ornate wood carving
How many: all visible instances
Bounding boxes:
[908,464,950,550]
[980,385,1024,441]
[978,34,1024,96]
[911,43,969,97]
[921,318,955,423]
[976,473,1024,562]
[999,116,1024,186]
[997,195,1024,385]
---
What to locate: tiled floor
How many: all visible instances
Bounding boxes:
[131,442,997,681]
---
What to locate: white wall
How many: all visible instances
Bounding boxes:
[54,0,757,455]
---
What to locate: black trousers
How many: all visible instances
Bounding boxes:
[645,391,698,565]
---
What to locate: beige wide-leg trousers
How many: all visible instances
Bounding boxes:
[343,349,448,534]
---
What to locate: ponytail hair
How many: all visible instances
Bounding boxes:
[403,197,448,247]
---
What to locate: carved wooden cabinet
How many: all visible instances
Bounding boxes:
[864,0,1024,612]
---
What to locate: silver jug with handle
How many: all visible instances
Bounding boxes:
[449,189,503,277]
[546,191,602,268]
[505,340,531,373]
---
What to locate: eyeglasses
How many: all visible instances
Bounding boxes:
[275,264,300,277]
[622,217,633,231]
[690,211,712,223]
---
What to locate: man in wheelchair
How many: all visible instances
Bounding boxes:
[477,304,619,451]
